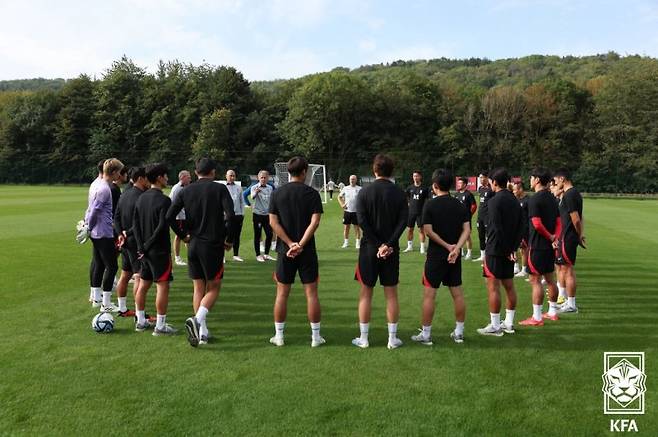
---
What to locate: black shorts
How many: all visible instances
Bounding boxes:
[188,239,225,281]
[343,211,358,226]
[120,245,141,274]
[274,249,319,284]
[527,248,555,275]
[140,251,173,282]
[556,236,578,266]
[355,245,400,287]
[422,255,462,289]
[482,254,514,280]
[407,212,422,228]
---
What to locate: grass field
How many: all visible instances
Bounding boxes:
[1,185,657,436]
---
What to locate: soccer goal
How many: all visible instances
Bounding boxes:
[274,162,328,203]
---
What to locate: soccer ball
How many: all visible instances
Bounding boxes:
[92,312,114,333]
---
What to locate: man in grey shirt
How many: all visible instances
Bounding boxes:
[225,169,246,262]
[250,170,276,262]
[170,170,191,266]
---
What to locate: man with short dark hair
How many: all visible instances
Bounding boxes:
[553,169,584,314]
[477,168,523,337]
[168,157,235,347]
[133,163,177,336]
[352,154,408,349]
[113,166,150,317]
[473,171,493,262]
[170,170,191,266]
[519,169,562,327]
[338,174,362,249]
[513,181,530,278]
[411,169,470,345]
[404,171,429,254]
[455,176,477,260]
[268,156,324,347]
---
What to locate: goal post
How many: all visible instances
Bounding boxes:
[274,162,328,203]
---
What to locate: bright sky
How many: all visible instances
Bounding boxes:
[1,0,657,81]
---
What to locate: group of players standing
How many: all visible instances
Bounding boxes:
[83,153,584,348]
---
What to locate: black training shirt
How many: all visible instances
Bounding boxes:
[167,178,235,245]
[477,185,493,222]
[111,183,122,216]
[268,181,323,253]
[357,179,408,248]
[133,188,172,254]
[485,189,523,257]
[559,187,583,240]
[528,189,559,251]
[422,194,470,259]
[518,194,529,239]
[455,190,476,218]
[406,185,429,215]
[114,185,144,248]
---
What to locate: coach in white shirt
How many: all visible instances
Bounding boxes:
[338,174,362,249]
[170,170,191,265]
[225,169,245,262]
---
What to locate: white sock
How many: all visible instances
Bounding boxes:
[344,238,349,244]
[466,249,472,257]
[407,240,413,249]
[359,322,369,341]
[560,285,568,298]
[118,297,127,312]
[102,291,112,306]
[310,322,321,340]
[504,309,515,327]
[275,321,285,338]
[136,310,146,325]
[388,322,398,340]
[490,313,501,329]
[156,314,166,330]
[568,296,576,307]
[195,305,209,324]
[355,238,360,245]
[93,287,102,303]
[532,304,542,321]
[455,321,465,336]
[89,287,95,300]
[421,325,431,338]
[199,320,208,337]
[480,250,485,259]
[271,241,276,250]
[548,301,558,316]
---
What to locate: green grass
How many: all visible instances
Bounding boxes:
[1,185,656,436]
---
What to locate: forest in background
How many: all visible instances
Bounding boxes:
[1,52,656,192]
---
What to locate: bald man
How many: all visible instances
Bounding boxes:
[225,169,246,262]
[338,174,362,249]
[170,170,191,266]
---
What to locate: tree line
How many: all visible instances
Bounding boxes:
[0,53,657,192]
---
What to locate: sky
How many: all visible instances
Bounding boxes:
[1,0,658,82]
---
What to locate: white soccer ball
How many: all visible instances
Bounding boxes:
[92,312,114,333]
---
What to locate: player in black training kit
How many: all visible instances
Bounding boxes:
[133,163,177,336]
[403,171,429,253]
[113,167,150,317]
[268,156,325,347]
[455,176,477,260]
[352,154,408,349]
[477,168,524,337]
[474,172,493,262]
[411,169,470,346]
[512,181,530,277]
[553,169,585,314]
[167,158,235,347]
[519,169,562,327]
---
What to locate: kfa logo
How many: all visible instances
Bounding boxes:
[603,352,646,433]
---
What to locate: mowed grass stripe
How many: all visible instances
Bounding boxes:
[0,186,656,435]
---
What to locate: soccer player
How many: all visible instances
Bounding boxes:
[250,170,276,262]
[338,174,362,249]
[167,158,235,347]
[553,169,584,314]
[404,171,429,253]
[411,169,470,345]
[268,156,324,347]
[132,163,177,336]
[473,171,493,262]
[476,168,523,336]
[352,154,408,349]
[519,169,562,327]
[170,170,191,266]
[455,176,477,260]
[225,169,246,262]
[113,166,150,317]
[85,158,124,313]
[88,159,105,304]
[513,181,530,277]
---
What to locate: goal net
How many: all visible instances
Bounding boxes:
[274,162,328,203]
